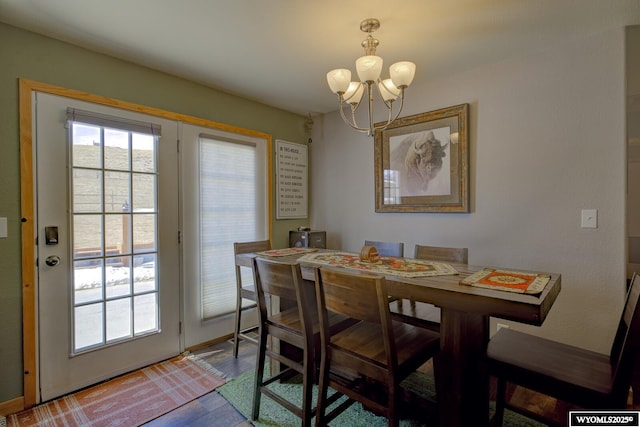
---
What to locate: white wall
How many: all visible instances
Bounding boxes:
[311,27,626,354]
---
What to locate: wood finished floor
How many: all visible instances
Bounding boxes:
[142,337,637,427]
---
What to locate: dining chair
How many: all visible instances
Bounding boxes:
[414,244,468,264]
[363,240,404,257]
[390,244,468,332]
[487,272,640,426]
[314,266,440,427]
[251,257,351,427]
[232,240,271,358]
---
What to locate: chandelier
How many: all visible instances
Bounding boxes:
[326,18,416,137]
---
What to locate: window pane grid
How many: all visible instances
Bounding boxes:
[70,121,160,354]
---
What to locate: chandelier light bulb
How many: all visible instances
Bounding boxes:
[344,82,365,105]
[379,78,400,101]
[390,61,416,88]
[356,55,383,83]
[326,69,351,94]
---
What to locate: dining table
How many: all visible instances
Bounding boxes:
[235,248,562,427]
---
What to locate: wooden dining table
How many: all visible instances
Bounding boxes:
[236,249,562,427]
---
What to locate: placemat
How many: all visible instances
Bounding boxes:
[257,247,318,257]
[298,252,458,278]
[460,268,551,294]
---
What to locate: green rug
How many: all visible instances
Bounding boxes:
[217,369,544,426]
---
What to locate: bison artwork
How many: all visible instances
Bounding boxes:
[389,128,451,197]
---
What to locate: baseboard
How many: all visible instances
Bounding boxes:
[185,333,234,352]
[0,396,24,416]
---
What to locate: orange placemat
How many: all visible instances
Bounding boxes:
[257,247,318,257]
[298,252,458,278]
[460,268,551,294]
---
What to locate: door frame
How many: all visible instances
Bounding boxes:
[19,78,273,408]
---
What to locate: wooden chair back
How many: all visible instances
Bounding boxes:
[234,239,271,290]
[315,267,397,377]
[414,244,468,263]
[253,257,313,335]
[314,266,441,426]
[609,272,640,401]
[234,240,271,257]
[251,256,317,426]
[232,240,271,357]
[364,240,404,257]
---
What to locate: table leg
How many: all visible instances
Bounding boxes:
[437,309,490,427]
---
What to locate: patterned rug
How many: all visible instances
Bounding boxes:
[7,354,225,427]
[218,369,544,427]
[218,368,433,427]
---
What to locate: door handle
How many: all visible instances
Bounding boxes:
[45,255,61,267]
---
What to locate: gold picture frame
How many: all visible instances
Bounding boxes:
[374,103,469,213]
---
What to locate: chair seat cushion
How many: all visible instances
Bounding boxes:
[487,328,615,405]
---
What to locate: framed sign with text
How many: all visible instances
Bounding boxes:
[276,140,308,219]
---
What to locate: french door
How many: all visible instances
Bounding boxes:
[35,92,181,401]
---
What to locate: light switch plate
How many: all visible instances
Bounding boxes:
[581,209,597,229]
[0,217,7,238]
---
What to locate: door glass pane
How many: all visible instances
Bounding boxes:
[72,124,102,168]
[104,171,130,213]
[104,128,130,171]
[106,298,132,341]
[105,214,130,255]
[105,256,131,298]
[74,214,102,258]
[75,303,104,350]
[134,293,157,334]
[74,259,104,304]
[133,214,156,253]
[70,118,160,354]
[73,169,102,213]
[132,133,156,173]
[132,173,156,211]
[133,254,156,293]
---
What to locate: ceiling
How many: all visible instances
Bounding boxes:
[1,0,640,116]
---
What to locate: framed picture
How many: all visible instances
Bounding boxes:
[374,103,469,213]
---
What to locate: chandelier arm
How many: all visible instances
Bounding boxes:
[367,81,375,136]
[337,96,370,134]
[350,104,362,130]
[373,88,406,134]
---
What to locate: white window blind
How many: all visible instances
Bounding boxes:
[199,135,261,320]
[66,107,161,136]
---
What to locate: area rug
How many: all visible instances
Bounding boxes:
[7,354,226,427]
[218,369,544,427]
